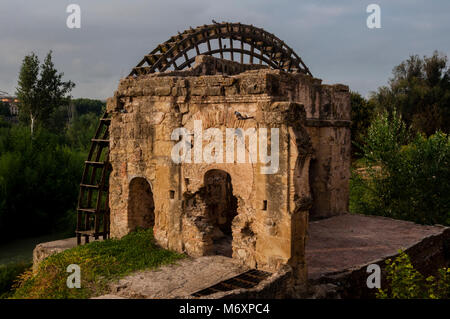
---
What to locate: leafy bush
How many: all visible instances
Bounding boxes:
[0,102,11,118]
[0,262,31,298]
[350,91,375,157]
[12,228,184,299]
[350,111,450,225]
[0,125,86,241]
[377,251,450,299]
[65,112,98,151]
[72,98,105,117]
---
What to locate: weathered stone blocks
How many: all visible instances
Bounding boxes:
[107,55,351,285]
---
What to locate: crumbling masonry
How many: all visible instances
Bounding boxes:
[105,53,350,285]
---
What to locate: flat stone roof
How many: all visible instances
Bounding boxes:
[306,213,448,280]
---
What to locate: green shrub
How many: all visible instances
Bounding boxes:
[0,125,86,241]
[350,111,450,225]
[377,251,450,299]
[350,91,376,157]
[0,262,31,298]
[65,112,98,151]
[0,102,11,118]
[71,98,105,117]
[12,228,184,299]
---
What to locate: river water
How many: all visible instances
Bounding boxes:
[0,233,70,266]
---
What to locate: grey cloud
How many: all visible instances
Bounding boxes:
[0,0,449,99]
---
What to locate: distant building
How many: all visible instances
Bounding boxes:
[0,91,19,116]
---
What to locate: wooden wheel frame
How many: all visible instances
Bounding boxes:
[130,21,311,76]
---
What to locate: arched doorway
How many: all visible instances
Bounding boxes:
[204,169,238,257]
[128,177,155,231]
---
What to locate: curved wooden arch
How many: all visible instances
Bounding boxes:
[130,22,312,76]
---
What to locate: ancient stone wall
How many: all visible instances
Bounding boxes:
[106,55,350,283]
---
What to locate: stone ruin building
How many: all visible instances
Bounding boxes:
[28,21,447,299]
[75,22,351,287]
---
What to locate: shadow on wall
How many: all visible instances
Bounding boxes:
[128,177,155,231]
[204,169,238,257]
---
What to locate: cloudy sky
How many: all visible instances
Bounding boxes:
[1,0,449,99]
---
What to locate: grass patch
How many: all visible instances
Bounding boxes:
[0,261,32,298]
[11,228,184,299]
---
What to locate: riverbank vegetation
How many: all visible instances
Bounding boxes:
[350,111,450,225]
[0,52,106,297]
[0,51,104,243]
[377,251,450,299]
[350,51,450,227]
[0,262,31,298]
[1,49,449,298]
[11,228,184,299]
[350,52,450,298]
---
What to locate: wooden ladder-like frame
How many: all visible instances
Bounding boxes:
[76,112,112,245]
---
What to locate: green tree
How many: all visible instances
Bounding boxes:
[0,101,11,118]
[16,51,75,134]
[350,111,450,225]
[350,91,375,157]
[37,51,75,132]
[16,52,40,134]
[65,112,99,151]
[0,125,84,241]
[370,51,450,135]
[72,98,105,117]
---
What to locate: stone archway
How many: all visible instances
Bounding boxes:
[203,169,238,257]
[128,177,155,231]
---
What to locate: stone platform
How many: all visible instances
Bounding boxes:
[33,213,450,298]
[306,214,450,298]
[108,256,249,298]
[32,237,78,272]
